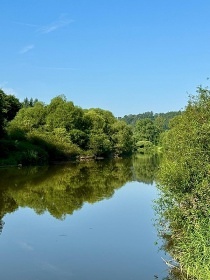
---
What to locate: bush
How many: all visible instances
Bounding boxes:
[27,130,82,161]
[136,140,154,153]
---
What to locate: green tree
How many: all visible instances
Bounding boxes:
[0,90,5,137]
[46,95,84,132]
[22,97,39,108]
[111,120,133,155]
[0,89,22,137]
[156,86,210,279]
[133,118,159,148]
[4,94,133,163]
[159,87,210,194]
[8,101,46,134]
[84,108,116,155]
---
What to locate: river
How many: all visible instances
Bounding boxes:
[0,155,170,280]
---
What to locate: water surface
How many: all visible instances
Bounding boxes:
[0,156,169,279]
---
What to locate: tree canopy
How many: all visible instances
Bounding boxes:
[0,89,22,137]
[5,94,133,164]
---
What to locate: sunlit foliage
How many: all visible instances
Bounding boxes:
[156,86,210,279]
[0,89,22,137]
[5,95,133,164]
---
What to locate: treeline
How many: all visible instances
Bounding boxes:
[0,88,182,166]
[120,111,181,127]
[125,111,181,153]
[0,90,133,165]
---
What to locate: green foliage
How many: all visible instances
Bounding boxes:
[2,93,133,164]
[133,118,160,148]
[84,108,132,156]
[8,102,46,133]
[0,139,48,166]
[156,86,210,279]
[159,87,210,194]
[135,140,154,153]
[121,111,181,127]
[88,130,112,156]
[111,120,133,155]
[122,111,181,151]
[0,89,22,137]
[121,111,155,125]
[69,129,88,149]
[46,95,84,132]
[22,97,39,108]
[27,129,82,160]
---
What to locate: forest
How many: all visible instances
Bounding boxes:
[0,89,177,166]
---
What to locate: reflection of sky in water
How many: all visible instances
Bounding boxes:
[0,181,169,280]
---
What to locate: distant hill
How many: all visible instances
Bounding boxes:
[119,111,182,129]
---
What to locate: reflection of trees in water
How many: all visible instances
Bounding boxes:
[0,185,21,235]
[0,155,159,233]
[132,153,160,185]
[0,219,4,234]
[0,159,133,220]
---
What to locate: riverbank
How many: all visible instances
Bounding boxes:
[0,139,133,167]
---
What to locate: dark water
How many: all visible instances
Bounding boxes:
[0,155,169,280]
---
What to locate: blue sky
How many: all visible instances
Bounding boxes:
[0,0,210,117]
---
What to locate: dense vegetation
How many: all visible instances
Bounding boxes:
[1,88,178,166]
[120,111,181,127]
[0,91,134,165]
[156,86,210,279]
[0,89,22,137]
[129,111,181,153]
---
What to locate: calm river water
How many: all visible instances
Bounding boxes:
[0,155,170,279]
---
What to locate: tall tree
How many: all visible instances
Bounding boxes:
[0,89,22,137]
[133,118,159,145]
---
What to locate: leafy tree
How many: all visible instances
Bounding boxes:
[4,94,22,121]
[22,97,39,108]
[8,101,46,133]
[84,108,116,155]
[88,129,112,156]
[0,89,22,137]
[69,129,88,149]
[133,118,159,147]
[46,95,84,132]
[0,90,5,137]
[111,120,133,155]
[156,86,210,279]
[4,94,134,162]
[159,87,210,194]
[121,110,181,128]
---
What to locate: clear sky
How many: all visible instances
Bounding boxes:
[0,0,210,117]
